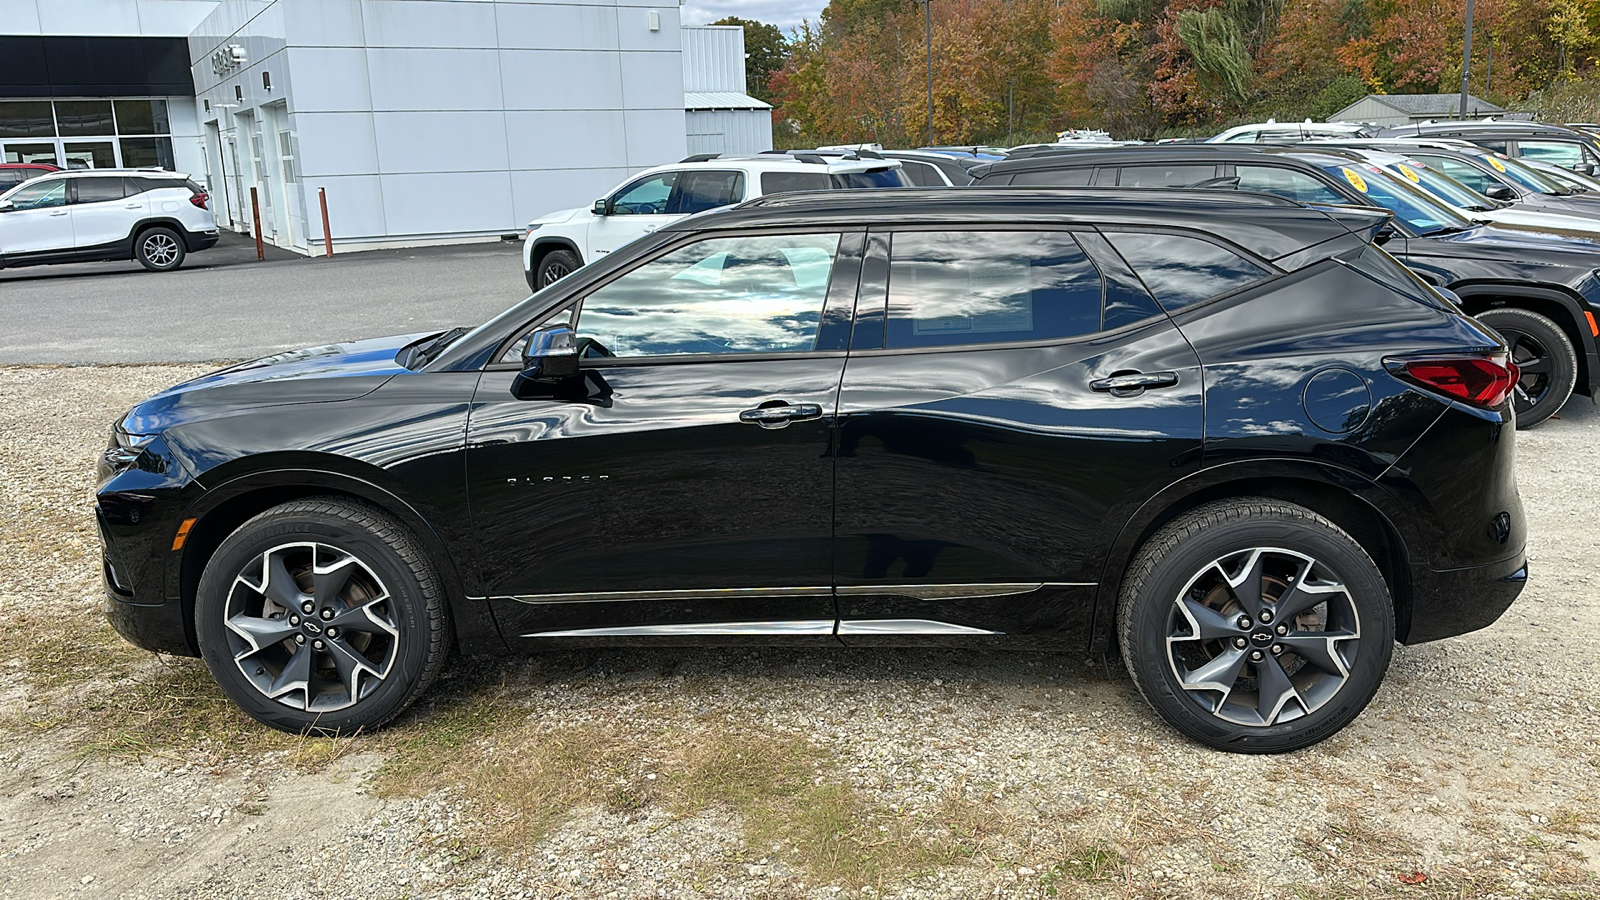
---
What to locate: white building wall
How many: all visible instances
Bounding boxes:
[0,0,221,36]
[190,0,688,254]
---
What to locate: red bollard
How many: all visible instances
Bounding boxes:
[250,187,264,261]
[318,187,333,258]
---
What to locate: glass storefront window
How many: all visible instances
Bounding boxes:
[119,137,174,169]
[54,100,115,137]
[0,101,55,138]
[63,142,117,169]
[4,142,58,164]
[113,99,169,136]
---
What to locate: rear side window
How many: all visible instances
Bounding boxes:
[1235,165,1346,204]
[670,170,744,214]
[886,231,1104,348]
[73,177,127,203]
[1411,155,1496,193]
[762,171,831,194]
[1118,164,1217,187]
[1516,140,1585,168]
[128,176,184,195]
[1105,231,1271,312]
[1008,167,1091,186]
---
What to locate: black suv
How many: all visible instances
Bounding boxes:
[973,146,1600,426]
[1382,122,1600,173]
[98,189,1525,753]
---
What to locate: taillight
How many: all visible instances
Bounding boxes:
[190,192,209,210]
[1387,354,1520,409]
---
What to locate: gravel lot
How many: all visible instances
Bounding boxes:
[1,364,1596,899]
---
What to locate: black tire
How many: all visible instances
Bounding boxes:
[534,248,581,289]
[1475,307,1576,429]
[135,226,186,272]
[195,497,452,734]
[1116,498,1393,754]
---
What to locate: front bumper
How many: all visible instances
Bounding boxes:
[1401,550,1527,644]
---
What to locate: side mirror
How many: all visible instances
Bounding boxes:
[1374,223,1396,246]
[1484,184,1515,201]
[519,324,579,380]
[1577,164,1596,176]
[0,200,13,212]
[592,198,609,216]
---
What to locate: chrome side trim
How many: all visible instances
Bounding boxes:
[834,582,1091,601]
[837,619,1001,636]
[521,620,836,639]
[475,586,834,605]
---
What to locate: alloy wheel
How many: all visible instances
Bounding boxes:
[224,541,400,713]
[142,233,179,267]
[1502,328,1552,417]
[1165,547,1362,727]
[539,260,571,286]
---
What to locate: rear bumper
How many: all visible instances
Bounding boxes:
[1401,550,1527,644]
[186,229,219,252]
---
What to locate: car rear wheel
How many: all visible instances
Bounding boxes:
[135,226,186,272]
[535,249,581,289]
[1117,498,1393,753]
[195,497,451,734]
[1475,307,1576,429]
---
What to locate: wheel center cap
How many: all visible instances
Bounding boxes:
[1251,631,1273,645]
[303,620,322,635]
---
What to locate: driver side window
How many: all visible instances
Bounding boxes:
[573,233,843,358]
[609,172,678,216]
[6,178,67,210]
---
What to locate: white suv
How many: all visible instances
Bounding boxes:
[0,169,218,273]
[523,153,910,290]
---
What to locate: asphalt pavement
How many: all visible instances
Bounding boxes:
[0,233,530,364]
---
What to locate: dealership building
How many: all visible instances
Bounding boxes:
[0,0,769,254]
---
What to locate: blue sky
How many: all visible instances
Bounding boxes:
[681,0,829,32]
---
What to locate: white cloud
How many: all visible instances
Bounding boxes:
[680,0,828,32]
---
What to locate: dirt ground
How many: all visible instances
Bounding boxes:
[0,365,1596,900]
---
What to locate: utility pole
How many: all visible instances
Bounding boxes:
[924,0,934,147]
[1458,0,1475,119]
[1486,35,1493,95]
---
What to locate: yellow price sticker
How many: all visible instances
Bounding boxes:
[1341,166,1369,193]
[1488,156,1507,172]
[1398,164,1420,183]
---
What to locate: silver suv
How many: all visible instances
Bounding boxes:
[522,152,909,290]
[0,169,219,273]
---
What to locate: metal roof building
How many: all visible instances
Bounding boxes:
[1329,94,1508,127]
[681,25,771,156]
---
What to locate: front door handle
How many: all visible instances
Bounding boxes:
[738,402,823,429]
[1090,371,1180,394]
[49,210,68,216]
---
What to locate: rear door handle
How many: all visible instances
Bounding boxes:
[739,402,823,429]
[1090,371,1180,393]
[49,210,68,216]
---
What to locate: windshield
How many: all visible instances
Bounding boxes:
[1320,164,1473,235]
[1488,154,1571,194]
[830,168,911,188]
[1383,160,1500,210]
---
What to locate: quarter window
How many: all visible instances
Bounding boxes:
[1118,164,1217,187]
[1106,231,1270,312]
[885,231,1104,349]
[575,233,842,358]
[1008,168,1091,186]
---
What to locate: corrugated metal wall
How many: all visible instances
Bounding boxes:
[682,26,745,93]
[686,109,770,155]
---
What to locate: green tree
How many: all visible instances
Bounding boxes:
[711,16,789,101]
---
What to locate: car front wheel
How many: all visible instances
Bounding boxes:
[195,497,451,734]
[535,249,582,289]
[1117,498,1393,753]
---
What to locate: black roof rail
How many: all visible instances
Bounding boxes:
[680,153,720,163]
[791,152,829,165]
[856,149,884,160]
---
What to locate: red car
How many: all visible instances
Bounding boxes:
[0,163,60,193]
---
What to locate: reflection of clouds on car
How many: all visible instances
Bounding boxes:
[579,233,841,356]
